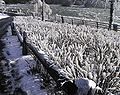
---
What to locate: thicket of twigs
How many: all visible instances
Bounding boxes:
[14,16,120,95]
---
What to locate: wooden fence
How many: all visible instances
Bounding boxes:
[54,15,120,31]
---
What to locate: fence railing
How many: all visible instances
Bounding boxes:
[53,15,120,31]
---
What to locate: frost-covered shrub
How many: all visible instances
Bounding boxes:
[32,0,52,18]
[0,0,5,5]
[14,16,120,95]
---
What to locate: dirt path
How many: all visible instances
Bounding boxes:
[0,23,47,95]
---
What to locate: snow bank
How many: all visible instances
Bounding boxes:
[0,13,9,19]
[1,25,47,95]
[15,56,47,95]
[2,36,22,60]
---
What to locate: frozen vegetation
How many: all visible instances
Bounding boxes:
[14,16,120,95]
[0,1,119,94]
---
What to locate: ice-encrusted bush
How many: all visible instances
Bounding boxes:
[14,16,120,95]
[32,0,52,18]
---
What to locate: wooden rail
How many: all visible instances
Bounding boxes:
[0,11,32,16]
[55,15,120,31]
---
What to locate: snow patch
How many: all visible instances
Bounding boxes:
[15,56,47,95]
[0,13,9,19]
[74,78,96,95]
[2,35,22,60]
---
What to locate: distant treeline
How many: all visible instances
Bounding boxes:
[4,0,110,8]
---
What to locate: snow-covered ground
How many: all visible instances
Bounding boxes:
[1,24,47,95]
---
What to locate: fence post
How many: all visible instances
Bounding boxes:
[32,12,35,18]
[71,19,74,25]
[96,22,99,29]
[20,28,22,35]
[11,23,16,35]
[113,24,118,32]
[55,15,57,22]
[61,16,64,23]
[41,0,45,21]
[22,32,27,55]
[82,20,84,25]
[108,0,115,30]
